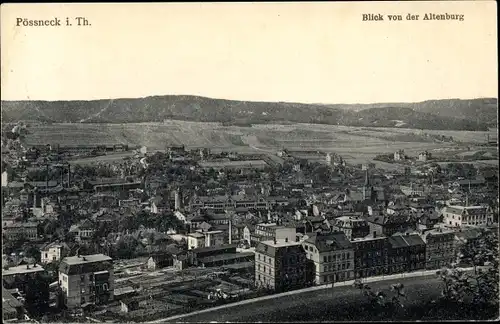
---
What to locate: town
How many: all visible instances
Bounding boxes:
[2,123,498,323]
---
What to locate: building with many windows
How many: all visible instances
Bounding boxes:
[351,233,388,279]
[58,254,114,309]
[2,222,38,241]
[331,216,370,240]
[421,228,456,270]
[387,233,426,274]
[443,205,494,227]
[302,231,354,285]
[254,238,309,292]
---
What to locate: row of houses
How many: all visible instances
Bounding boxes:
[254,225,475,292]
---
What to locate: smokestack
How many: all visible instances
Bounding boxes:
[228,217,232,245]
[46,164,49,190]
[174,189,181,210]
[67,164,71,188]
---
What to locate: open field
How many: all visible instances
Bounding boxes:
[20,122,498,169]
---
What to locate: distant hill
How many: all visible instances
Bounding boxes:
[327,98,498,128]
[1,95,496,131]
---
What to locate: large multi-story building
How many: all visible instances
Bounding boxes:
[189,195,289,211]
[442,205,494,227]
[366,212,417,237]
[2,222,38,241]
[251,223,296,246]
[421,228,456,269]
[255,238,308,292]
[58,254,114,309]
[387,233,426,274]
[331,216,370,240]
[303,231,354,285]
[350,233,388,279]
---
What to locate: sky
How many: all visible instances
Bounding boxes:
[1,2,497,104]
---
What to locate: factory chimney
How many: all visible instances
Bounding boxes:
[46,164,49,190]
[174,189,181,210]
[67,164,71,188]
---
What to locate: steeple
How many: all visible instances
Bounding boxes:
[363,169,369,200]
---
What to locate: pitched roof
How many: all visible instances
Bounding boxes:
[305,231,353,252]
[388,235,408,249]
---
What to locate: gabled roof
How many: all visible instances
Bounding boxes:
[305,231,353,252]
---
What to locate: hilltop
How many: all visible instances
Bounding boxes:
[1,96,496,131]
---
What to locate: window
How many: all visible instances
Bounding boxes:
[324,256,327,263]
[258,254,260,260]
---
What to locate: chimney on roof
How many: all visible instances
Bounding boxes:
[26,264,29,269]
[285,237,288,243]
[273,238,277,245]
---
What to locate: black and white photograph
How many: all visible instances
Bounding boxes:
[1,2,498,323]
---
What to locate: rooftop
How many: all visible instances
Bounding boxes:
[61,254,112,266]
[2,264,45,276]
[260,239,301,248]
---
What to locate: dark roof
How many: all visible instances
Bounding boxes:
[199,252,254,264]
[2,286,23,315]
[305,231,353,252]
[190,244,238,255]
[389,234,425,249]
[388,235,407,249]
[403,234,425,247]
[456,179,486,185]
[255,240,304,258]
[455,228,482,241]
